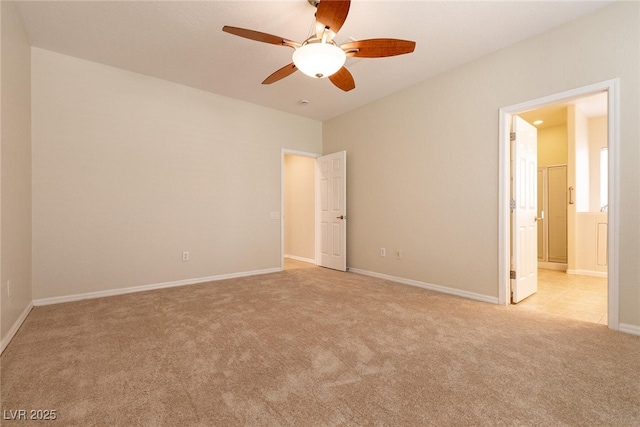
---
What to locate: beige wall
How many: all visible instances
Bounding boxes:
[31,48,322,300]
[538,124,567,167]
[588,116,607,212]
[323,2,640,326]
[572,106,591,213]
[1,1,32,346]
[284,155,315,261]
[3,1,640,335]
[567,104,592,272]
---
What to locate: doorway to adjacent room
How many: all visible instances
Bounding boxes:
[514,93,608,324]
[498,79,619,330]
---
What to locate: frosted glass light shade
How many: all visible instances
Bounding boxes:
[292,42,346,79]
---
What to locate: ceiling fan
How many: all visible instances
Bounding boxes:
[222,0,416,92]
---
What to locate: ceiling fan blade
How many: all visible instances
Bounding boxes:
[341,39,416,58]
[329,67,355,92]
[262,63,298,85]
[315,0,351,38]
[222,26,298,47]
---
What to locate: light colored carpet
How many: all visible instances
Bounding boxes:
[2,267,639,426]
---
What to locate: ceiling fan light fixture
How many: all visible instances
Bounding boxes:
[222,0,416,91]
[292,41,346,79]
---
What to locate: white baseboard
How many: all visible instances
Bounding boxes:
[566,269,608,278]
[32,267,281,307]
[6,267,639,352]
[538,262,567,271]
[348,268,499,305]
[618,323,640,337]
[1,302,34,354]
[284,254,316,264]
[347,268,640,336]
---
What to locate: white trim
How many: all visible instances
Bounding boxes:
[538,262,567,271]
[499,79,620,331]
[281,149,320,271]
[284,254,316,264]
[605,80,620,330]
[618,323,640,337]
[282,149,320,158]
[1,302,33,354]
[566,269,607,278]
[32,268,280,307]
[314,159,320,267]
[498,106,511,307]
[349,268,499,305]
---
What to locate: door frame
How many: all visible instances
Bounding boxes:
[498,79,620,330]
[281,149,320,271]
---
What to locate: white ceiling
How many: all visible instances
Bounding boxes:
[15,1,613,121]
[519,92,608,129]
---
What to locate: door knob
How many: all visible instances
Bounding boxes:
[336,215,346,220]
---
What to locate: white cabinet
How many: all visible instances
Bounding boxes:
[574,212,608,276]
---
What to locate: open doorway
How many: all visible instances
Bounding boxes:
[498,79,619,331]
[282,151,317,270]
[515,92,608,324]
[281,150,348,272]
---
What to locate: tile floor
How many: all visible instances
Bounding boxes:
[284,258,316,270]
[515,269,608,325]
[284,260,608,325]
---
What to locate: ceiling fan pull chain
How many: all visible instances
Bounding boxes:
[306,15,316,40]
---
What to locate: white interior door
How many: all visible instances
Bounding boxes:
[317,151,346,271]
[512,116,538,303]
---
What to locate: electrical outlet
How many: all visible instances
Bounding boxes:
[7,280,12,299]
[182,251,190,262]
[395,250,402,259]
[380,248,386,257]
